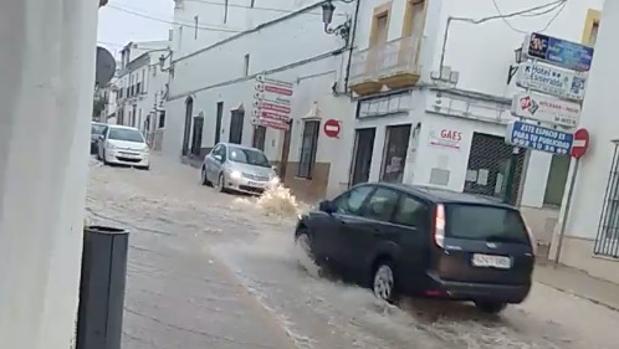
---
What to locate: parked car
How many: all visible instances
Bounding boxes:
[97,125,150,170]
[295,183,535,313]
[201,143,279,194]
[90,122,107,154]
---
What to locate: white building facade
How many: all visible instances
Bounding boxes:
[162,0,603,245]
[345,0,603,250]
[549,1,619,283]
[164,0,356,201]
[116,41,171,150]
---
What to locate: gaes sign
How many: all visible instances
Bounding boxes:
[525,32,594,72]
[511,92,580,128]
[516,62,587,101]
[506,120,573,156]
[429,128,462,149]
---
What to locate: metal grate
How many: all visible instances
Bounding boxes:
[464,133,525,204]
[594,142,619,258]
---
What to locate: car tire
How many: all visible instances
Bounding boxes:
[217,173,226,193]
[372,260,398,303]
[201,166,212,186]
[475,301,507,314]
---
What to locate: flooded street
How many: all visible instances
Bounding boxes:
[87,156,619,349]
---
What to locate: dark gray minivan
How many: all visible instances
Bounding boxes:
[295,183,535,313]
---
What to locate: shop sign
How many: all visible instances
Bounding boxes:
[506,120,573,155]
[429,128,462,149]
[253,75,294,130]
[525,32,594,72]
[516,62,587,101]
[511,92,580,128]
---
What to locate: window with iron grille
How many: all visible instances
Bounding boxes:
[594,141,619,258]
[297,120,320,179]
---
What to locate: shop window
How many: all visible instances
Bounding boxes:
[544,155,570,206]
[380,124,411,183]
[297,120,320,179]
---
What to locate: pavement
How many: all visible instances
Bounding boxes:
[86,155,619,349]
[534,262,619,312]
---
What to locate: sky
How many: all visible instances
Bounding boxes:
[98,0,174,58]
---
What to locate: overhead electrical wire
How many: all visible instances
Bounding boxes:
[491,0,567,33]
[106,4,242,33]
[186,0,347,17]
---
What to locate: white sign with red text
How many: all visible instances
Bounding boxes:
[511,92,580,128]
[429,128,463,149]
[253,75,294,130]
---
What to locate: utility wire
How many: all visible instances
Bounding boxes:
[186,0,347,17]
[107,4,242,33]
[492,0,566,33]
[439,0,570,74]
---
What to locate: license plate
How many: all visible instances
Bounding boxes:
[472,254,511,269]
[247,181,264,187]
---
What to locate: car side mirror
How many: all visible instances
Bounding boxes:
[213,154,223,162]
[319,200,335,214]
[98,135,105,141]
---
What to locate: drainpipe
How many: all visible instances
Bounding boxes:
[343,0,361,94]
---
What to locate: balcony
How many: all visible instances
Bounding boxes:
[349,35,422,96]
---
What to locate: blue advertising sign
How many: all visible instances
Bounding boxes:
[526,32,594,72]
[506,121,573,155]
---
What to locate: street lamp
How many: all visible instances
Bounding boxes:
[321,0,352,42]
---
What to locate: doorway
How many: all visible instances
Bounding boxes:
[380,124,411,183]
[215,102,223,145]
[182,97,193,156]
[191,116,204,157]
[252,125,266,150]
[351,128,376,186]
[464,133,526,203]
[229,109,244,144]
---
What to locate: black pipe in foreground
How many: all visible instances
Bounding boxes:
[76,226,129,349]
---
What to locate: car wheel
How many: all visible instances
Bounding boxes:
[295,230,322,276]
[372,261,397,303]
[475,301,507,314]
[217,173,226,193]
[201,166,212,186]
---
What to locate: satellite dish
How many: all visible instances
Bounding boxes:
[95,46,116,86]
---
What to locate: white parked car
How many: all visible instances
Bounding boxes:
[201,143,279,194]
[97,125,150,170]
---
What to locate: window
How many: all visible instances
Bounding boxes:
[445,204,529,244]
[544,155,570,206]
[229,146,270,167]
[243,54,250,77]
[333,186,374,216]
[594,142,619,257]
[364,187,400,222]
[297,120,320,179]
[194,15,199,39]
[158,111,166,128]
[582,9,601,46]
[224,0,229,23]
[393,195,427,227]
[252,125,266,151]
[108,128,145,143]
[215,102,223,145]
[250,0,256,8]
[369,4,391,48]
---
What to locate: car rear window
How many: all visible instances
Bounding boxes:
[445,204,529,244]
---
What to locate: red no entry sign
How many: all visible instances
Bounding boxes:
[571,128,590,159]
[323,119,341,138]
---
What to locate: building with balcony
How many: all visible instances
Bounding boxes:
[116,41,170,149]
[344,0,604,254]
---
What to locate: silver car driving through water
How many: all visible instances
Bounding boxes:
[200,143,279,194]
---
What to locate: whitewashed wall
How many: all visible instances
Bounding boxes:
[565,0,617,240]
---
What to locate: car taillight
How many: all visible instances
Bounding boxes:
[522,216,537,256]
[433,204,446,248]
